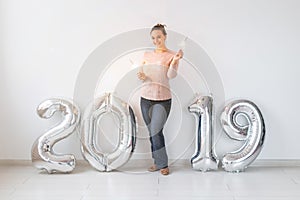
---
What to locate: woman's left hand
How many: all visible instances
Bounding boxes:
[173,49,183,61]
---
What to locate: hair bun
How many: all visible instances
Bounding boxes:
[156,23,167,27]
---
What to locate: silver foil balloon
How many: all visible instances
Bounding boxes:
[81,93,137,172]
[221,99,265,172]
[31,98,80,173]
[188,95,219,172]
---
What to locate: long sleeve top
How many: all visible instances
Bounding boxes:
[140,50,179,100]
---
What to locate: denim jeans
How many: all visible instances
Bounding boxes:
[140,97,171,169]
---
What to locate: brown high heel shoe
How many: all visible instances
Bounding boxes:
[148,165,159,172]
[160,167,169,175]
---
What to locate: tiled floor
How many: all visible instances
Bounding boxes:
[1,160,300,200]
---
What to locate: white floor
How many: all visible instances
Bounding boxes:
[1,160,300,200]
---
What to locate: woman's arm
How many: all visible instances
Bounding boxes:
[137,60,147,81]
[167,49,183,79]
[167,63,178,79]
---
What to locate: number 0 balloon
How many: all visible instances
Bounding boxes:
[81,93,137,171]
[220,99,266,172]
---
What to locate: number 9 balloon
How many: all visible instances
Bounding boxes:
[31,98,80,173]
[220,99,266,172]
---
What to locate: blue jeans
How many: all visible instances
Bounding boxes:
[140,97,171,169]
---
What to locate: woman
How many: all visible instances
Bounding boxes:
[137,24,183,175]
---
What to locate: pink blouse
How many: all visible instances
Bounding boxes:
[140,50,179,100]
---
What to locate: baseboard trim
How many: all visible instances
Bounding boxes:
[1,159,300,167]
[251,159,300,167]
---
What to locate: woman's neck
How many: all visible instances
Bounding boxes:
[155,47,168,53]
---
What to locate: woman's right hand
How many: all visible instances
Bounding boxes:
[137,71,147,81]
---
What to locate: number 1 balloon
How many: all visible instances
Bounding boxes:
[220,99,266,172]
[31,98,80,173]
[188,95,219,172]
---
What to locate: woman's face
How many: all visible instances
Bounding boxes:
[151,30,166,49]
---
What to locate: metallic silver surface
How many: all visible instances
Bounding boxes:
[81,93,137,171]
[188,95,219,172]
[221,99,266,172]
[31,98,80,173]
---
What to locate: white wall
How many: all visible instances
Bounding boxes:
[1,0,300,160]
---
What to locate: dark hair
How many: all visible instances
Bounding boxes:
[150,24,167,36]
